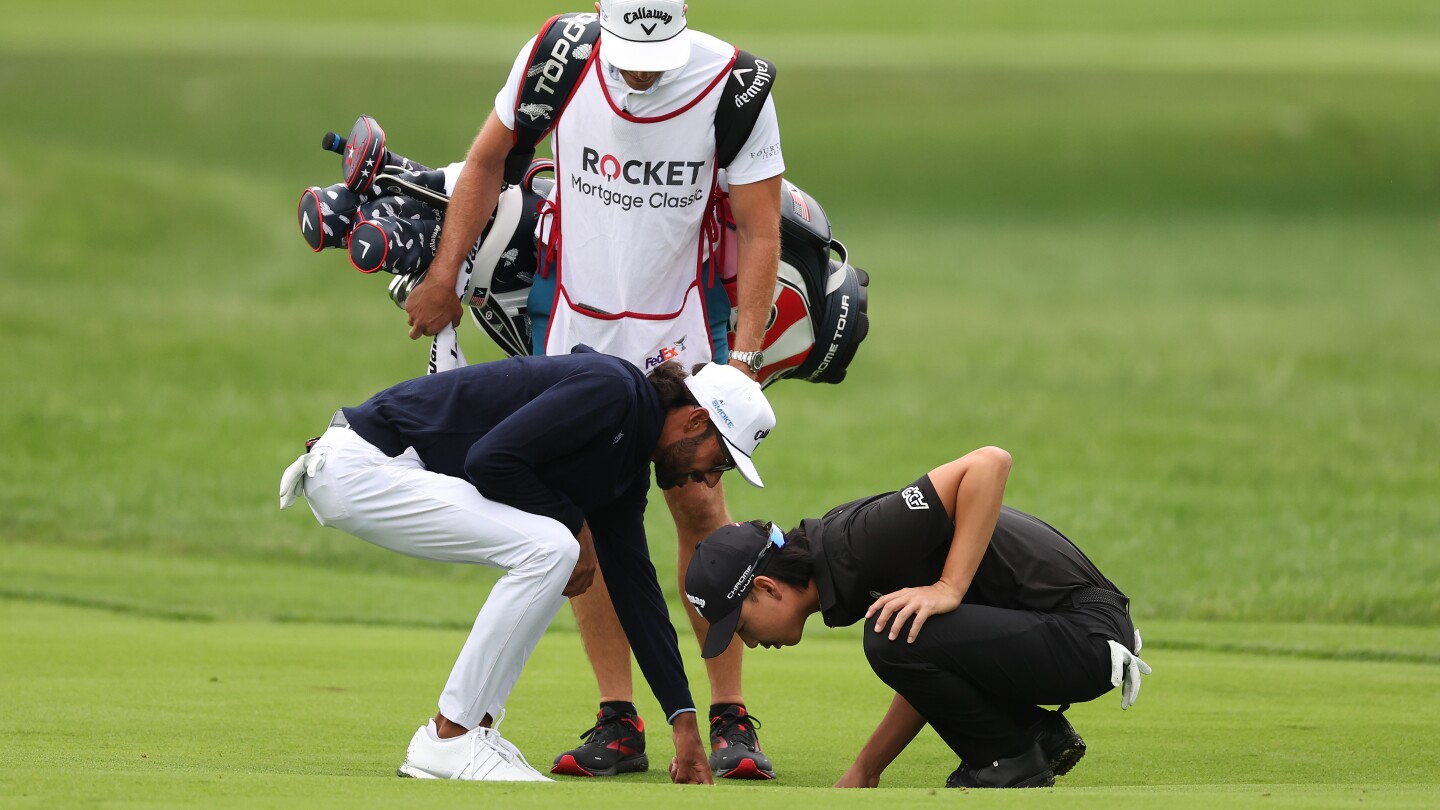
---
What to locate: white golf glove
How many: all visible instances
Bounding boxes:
[278,448,328,510]
[1108,629,1152,710]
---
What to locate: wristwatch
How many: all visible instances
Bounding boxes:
[729,350,765,373]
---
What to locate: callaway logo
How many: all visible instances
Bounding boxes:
[902,486,930,511]
[531,13,597,95]
[731,59,773,108]
[500,248,519,266]
[623,7,673,27]
[518,103,554,121]
[572,43,592,60]
[685,592,706,609]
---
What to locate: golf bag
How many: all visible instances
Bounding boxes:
[296,115,869,387]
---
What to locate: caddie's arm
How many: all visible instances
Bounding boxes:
[835,693,927,788]
[866,447,1013,642]
[405,111,512,339]
[726,175,783,379]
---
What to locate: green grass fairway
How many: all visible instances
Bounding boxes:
[2,0,1439,806]
[4,599,1439,808]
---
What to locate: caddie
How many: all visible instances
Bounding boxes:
[404,0,787,779]
[684,446,1151,789]
[278,349,775,783]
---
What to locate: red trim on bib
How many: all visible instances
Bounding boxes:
[598,44,737,124]
[555,280,704,322]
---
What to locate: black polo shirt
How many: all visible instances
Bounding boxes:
[805,476,1122,628]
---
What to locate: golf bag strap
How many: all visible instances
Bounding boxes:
[703,50,774,276]
[507,13,602,186]
[715,50,776,169]
[508,21,774,182]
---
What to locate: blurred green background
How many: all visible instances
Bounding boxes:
[2,0,1438,805]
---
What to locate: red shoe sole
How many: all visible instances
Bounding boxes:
[550,755,596,777]
[719,758,776,780]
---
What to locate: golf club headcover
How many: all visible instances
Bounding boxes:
[358,194,437,224]
[297,184,367,252]
[341,115,387,193]
[347,214,442,275]
[340,115,433,194]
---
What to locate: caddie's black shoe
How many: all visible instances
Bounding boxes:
[551,705,648,777]
[708,704,775,779]
[1030,705,1086,776]
[945,743,1054,789]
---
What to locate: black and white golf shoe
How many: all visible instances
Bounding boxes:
[945,743,1054,789]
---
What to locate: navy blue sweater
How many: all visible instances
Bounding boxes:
[342,346,693,719]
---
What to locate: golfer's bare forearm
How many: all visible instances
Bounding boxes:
[853,694,927,778]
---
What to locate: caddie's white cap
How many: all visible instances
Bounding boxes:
[599,0,691,73]
[683,363,776,488]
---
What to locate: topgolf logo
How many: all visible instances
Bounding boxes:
[531,14,597,96]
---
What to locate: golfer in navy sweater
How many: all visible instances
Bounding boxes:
[279,346,775,783]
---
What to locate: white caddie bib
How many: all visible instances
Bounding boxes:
[542,39,736,372]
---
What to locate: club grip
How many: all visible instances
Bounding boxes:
[322,131,346,154]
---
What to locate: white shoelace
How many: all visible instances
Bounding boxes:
[475,727,546,781]
[452,731,508,781]
[490,732,545,779]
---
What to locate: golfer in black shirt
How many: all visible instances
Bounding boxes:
[683,446,1150,788]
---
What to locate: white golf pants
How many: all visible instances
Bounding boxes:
[300,425,579,729]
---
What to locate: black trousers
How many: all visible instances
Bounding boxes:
[863,597,1134,764]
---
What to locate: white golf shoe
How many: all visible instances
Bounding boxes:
[396,720,552,782]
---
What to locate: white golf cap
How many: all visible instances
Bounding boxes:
[683,363,776,488]
[599,0,691,73]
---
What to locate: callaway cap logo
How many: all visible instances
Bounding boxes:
[600,0,690,73]
[624,7,673,27]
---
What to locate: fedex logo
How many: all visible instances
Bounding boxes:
[644,345,680,369]
[643,336,688,369]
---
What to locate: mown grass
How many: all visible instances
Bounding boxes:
[3,599,1439,807]
[0,0,1437,805]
